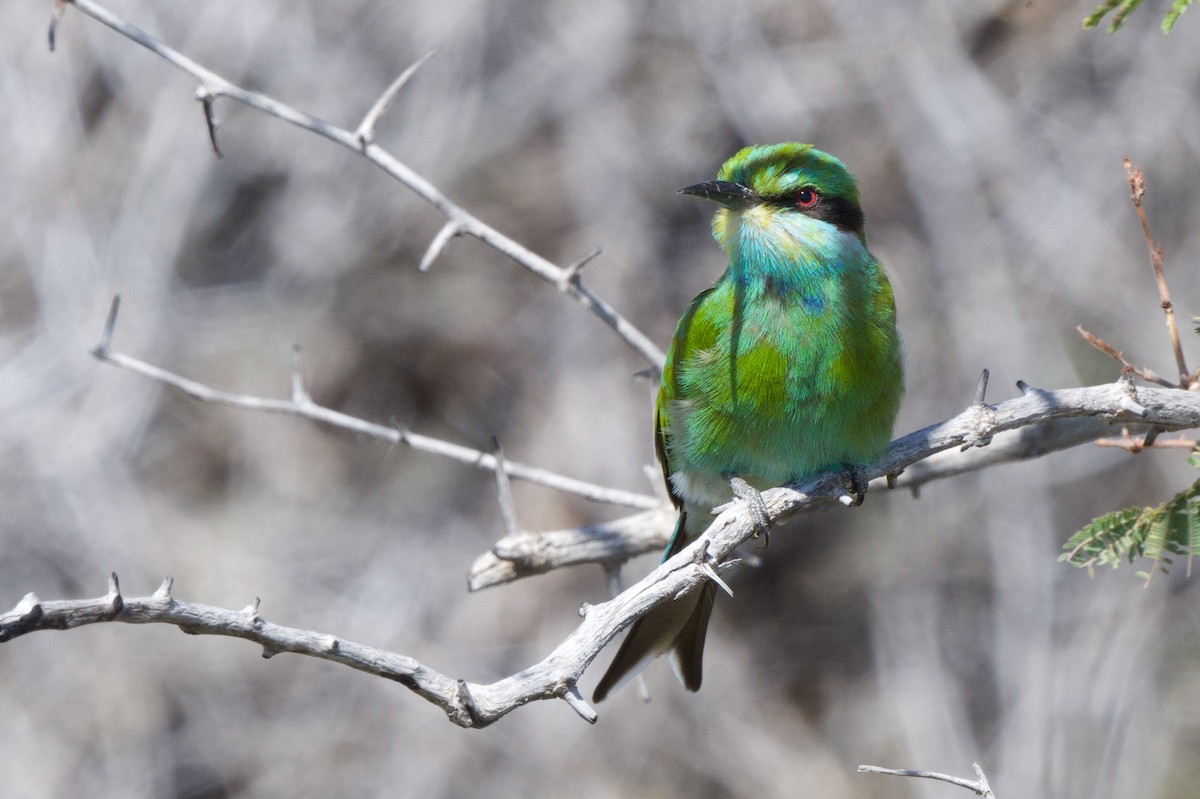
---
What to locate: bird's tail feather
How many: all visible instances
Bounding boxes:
[593,510,717,702]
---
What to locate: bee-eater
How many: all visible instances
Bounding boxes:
[593,143,904,702]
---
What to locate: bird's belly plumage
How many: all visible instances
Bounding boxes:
[664,272,901,512]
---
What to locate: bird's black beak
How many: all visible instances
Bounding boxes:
[679,180,758,210]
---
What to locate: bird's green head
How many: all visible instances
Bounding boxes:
[681,143,866,255]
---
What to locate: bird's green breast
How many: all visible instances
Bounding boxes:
[659,228,902,510]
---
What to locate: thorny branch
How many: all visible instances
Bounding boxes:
[5,379,1200,726]
[92,297,658,511]
[47,0,666,370]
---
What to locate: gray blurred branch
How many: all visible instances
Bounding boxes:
[4,379,1198,728]
[91,297,659,511]
[858,762,996,798]
[50,0,666,370]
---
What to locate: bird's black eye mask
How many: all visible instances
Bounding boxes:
[759,189,864,234]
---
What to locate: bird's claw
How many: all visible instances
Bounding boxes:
[840,463,867,507]
[727,474,771,548]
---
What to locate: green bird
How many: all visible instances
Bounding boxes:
[593,143,904,702]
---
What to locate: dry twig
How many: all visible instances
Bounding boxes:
[91,297,658,511]
[48,0,666,370]
[859,762,996,797]
[1122,158,1192,388]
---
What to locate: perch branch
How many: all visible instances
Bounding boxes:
[49,0,665,370]
[92,296,658,511]
[7,380,1196,730]
[471,380,1200,586]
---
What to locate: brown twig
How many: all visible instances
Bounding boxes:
[1123,157,1192,388]
[1076,326,1174,388]
[1094,428,1197,453]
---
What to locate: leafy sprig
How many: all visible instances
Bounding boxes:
[1083,0,1193,33]
[1061,450,1200,581]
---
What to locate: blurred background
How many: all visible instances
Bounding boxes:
[2,0,1199,796]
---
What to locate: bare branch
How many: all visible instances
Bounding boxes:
[467,506,675,591]
[1123,157,1191,387]
[56,0,665,369]
[1095,429,1196,452]
[858,762,996,797]
[1077,325,1174,388]
[471,381,1200,586]
[91,297,660,511]
[5,380,1200,726]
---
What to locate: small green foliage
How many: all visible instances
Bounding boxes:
[1061,450,1200,581]
[1084,0,1193,32]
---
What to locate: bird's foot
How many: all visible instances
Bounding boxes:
[840,463,868,507]
[727,474,771,548]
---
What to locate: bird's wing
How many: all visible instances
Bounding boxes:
[654,284,719,513]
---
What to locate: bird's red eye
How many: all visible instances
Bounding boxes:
[796,188,819,208]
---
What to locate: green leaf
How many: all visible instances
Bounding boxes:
[1163,0,1194,31]
[1083,0,1193,32]
[1061,452,1200,580]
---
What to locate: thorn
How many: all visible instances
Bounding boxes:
[13,592,42,617]
[562,686,598,724]
[578,601,591,618]
[559,248,602,292]
[700,561,734,598]
[106,572,124,615]
[492,437,521,538]
[49,0,66,52]
[154,576,175,602]
[1117,394,1148,417]
[195,86,222,158]
[242,597,262,620]
[1143,427,1160,447]
[290,344,309,404]
[1016,379,1032,395]
[261,645,280,659]
[419,221,462,272]
[973,368,990,405]
[355,50,436,149]
[91,295,121,359]
[631,367,658,382]
[602,563,623,599]
[457,679,485,727]
[1117,376,1149,417]
[324,636,340,653]
[885,472,898,490]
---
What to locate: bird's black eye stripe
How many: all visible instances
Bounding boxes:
[762,193,864,234]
